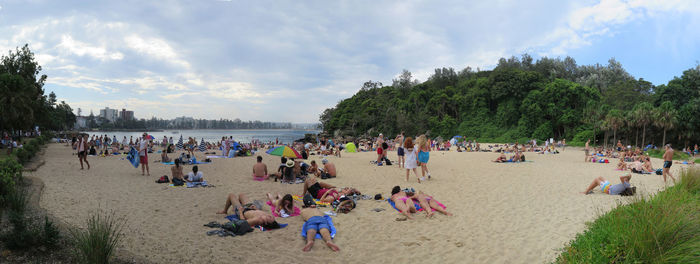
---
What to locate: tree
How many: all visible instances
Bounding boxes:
[632,102,653,147]
[653,101,677,147]
[605,110,624,147]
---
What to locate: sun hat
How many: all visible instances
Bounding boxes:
[285,160,295,168]
[321,158,328,164]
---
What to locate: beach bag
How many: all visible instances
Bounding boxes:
[222,219,253,236]
[655,169,663,175]
[383,157,392,166]
[155,175,169,183]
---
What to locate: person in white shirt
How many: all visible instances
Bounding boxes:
[139,133,150,176]
[187,165,204,182]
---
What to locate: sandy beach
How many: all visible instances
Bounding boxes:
[27,143,678,264]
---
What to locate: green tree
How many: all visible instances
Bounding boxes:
[632,102,654,147]
[653,101,677,147]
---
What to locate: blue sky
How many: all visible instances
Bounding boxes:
[1,0,698,123]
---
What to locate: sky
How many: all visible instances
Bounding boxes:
[1,0,699,123]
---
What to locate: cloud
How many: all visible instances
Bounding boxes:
[58,35,124,60]
[124,35,190,69]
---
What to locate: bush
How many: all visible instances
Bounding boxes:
[71,211,126,264]
[0,158,23,200]
[572,129,593,144]
[43,216,61,248]
[555,167,700,263]
[646,149,691,161]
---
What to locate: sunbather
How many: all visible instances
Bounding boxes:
[581,174,635,195]
[300,197,340,252]
[252,156,268,180]
[217,193,278,228]
[390,186,417,219]
[616,158,627,170]
[266,193,295,217]
[303,177,359,203]
[404,188,452,217]
[493,153,507,162]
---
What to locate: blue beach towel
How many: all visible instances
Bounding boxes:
[126,147,140,168]
[225,215,288,231]
[186,181,209,188]
[387,198,423,211]
[301,215,336,239]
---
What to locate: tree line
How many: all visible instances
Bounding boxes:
[320,54,700,148]
[0,45,76,134]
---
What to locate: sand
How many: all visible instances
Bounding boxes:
[27,143,679,264]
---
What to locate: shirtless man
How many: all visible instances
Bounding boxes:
[395,132,405,168]
[662,144,676,183]
[584,139,591,162]
[252,156,268,180]
[171,159,185,182]
[217,193,277,227]
[320,159,336,179]
[300,197,340,252]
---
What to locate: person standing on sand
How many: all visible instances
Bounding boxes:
[395,132,405,168]
[416,135,431,181]
[75,135,90,170]
[403,137,421,182]
[662,144,676,183]
[584,139,591,162]
[139,133,150,176]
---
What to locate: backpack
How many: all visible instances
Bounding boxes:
[155,175,170,183]
[383,157,392,166]
[222,219,253,235]
[655,169,663,175]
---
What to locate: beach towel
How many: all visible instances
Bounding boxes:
[126,147,140,168]
[301,215,336,239]
[206,155,229,159]
[186,181,209,188]
[162,161,211,165]
[387,198,446,212]
[253,174,269,181]
[225,214,288,231]
[293,195,330,206]
[266,201,300,217]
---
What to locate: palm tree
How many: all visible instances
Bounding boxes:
[653,101,677,147]
[625,110,638,147]
[606,109,624,147]
[632,102,653,148]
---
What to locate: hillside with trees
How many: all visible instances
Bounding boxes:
[320,55,700,148]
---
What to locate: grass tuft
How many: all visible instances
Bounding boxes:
[70,211,126,264]
[555,167,700,263]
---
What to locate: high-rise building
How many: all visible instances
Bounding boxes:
[119,108,134,121]
[99,107,118,122]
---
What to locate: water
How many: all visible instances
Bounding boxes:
[85,129,319,144]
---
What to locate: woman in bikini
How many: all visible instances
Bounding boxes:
[390,186,416,219]
[303,177,360,203]
[404,188,452,217]
[217,193,277,228]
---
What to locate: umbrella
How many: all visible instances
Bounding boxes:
[266,146,302,158]
[199,138,207,152]
[176,135,184,150]
[148,135,155,140]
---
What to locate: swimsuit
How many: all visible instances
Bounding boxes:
[663,161,672,168]
[305,216,330,231]
[242,203,256,214]
[418,151,429,163]
[308,182,322,198]
[600,181,612,194]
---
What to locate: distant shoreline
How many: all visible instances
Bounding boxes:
[80,128,319,132]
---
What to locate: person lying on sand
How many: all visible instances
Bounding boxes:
[267,193,295,217]
[217,193,278,228]
[390,186,417,219]
[493,153,507,163]
[581,174,635,195]
[401,187,452,218]
[303,177,359,203]
[300,197,340,252]
[630,158,644,174]
[252,155,268,180]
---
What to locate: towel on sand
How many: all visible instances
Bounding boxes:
[387,198,446,212]
[301,215,336,239]
[266,200,300,217]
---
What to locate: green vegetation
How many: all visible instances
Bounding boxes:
[71,211,126,264]
[555,168,700,263]
[321,55,700,149]
[646,149,692,161]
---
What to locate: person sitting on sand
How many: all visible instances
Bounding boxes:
[161,151,171,163]
[390,186,417,219]
[630,158,644,173]
[217,193,278,228]
[581,174,635,195]
[252,156,268,180]
[319,159,336,179]
[403,187,452,217]
[493,153,507,162]
[616,158,627,170]
[186,165,204,182]
[267,193,295,217]
[308,160,321,177]
[171,159,185,182]
[300,197,340,252]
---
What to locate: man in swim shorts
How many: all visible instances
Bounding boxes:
[662,144,676,183]
[217,193,278,228]
[581,174,634,195]
[395,132,405,168]
[300,197,340,252]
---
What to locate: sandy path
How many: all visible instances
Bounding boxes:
[29,143,676,263]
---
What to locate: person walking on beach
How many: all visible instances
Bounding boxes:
[139,133,150,176]
[416,135,431,181]
[403,137,421,182]
[75,135,90,170]
[395,132,405,168]
[662,144,676,183]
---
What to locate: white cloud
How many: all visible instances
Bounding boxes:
[58,35,124,61]
[124,35,190,69]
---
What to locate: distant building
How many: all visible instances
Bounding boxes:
[119,108,134,121]
[100,107,118,122]
[171,116,195,127]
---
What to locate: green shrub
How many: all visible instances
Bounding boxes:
[555,167,700,263]
[71,211,126,264]
[646,149,691,160]
[572,130,593,143]
[43,216,60,248]
[0,158,23,200]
